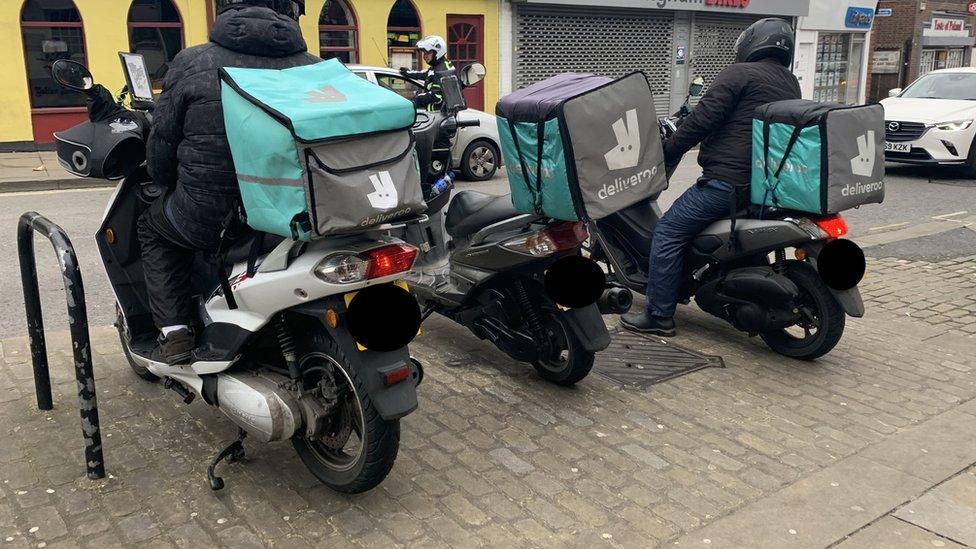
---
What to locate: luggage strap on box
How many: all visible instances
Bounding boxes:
[507,119,546,216]
[760,121,805,219]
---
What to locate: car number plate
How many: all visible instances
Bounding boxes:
[884,141,911,153]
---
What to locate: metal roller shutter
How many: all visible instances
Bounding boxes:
[514,5,675,117]
[689,13,764,106]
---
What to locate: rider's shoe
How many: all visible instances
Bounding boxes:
[620,312,676,337]
[150,327,196,365]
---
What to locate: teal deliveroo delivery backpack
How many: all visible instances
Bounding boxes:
[751,99,885,215]
[496,72,668,222]
[220,58,426,240]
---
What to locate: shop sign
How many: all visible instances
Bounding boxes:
[845,7,875,29]
[925,17,969,37]
[871,50,901,74]
[876,8,892,17]
[520,0,810,17]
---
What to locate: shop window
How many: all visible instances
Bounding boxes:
[127,0,184,87]
[21,0,86,110]
[319,0,358,64]
[387,0,421,70]
[813,33,864,105]
[921,48,967,76]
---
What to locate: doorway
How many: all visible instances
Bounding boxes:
[447,14,484,111]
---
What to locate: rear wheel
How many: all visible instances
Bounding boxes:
[460,139,499,181]
[291,330,399,494]
[532,311,594,386]
[760,261,845,360]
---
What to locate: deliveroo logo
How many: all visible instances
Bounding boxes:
[367,171,399,209]
[850,130,876,177]
[306,85,347,103]
[604,109,641,171]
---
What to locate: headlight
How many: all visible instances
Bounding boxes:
[935,120,973,131]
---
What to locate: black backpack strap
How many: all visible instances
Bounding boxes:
[507,119,537,211]
[246,232,265,278]
[535,121,546,215]
[774,126,805,180]
[762,120,771,181]
[727,189,739,252]
[214,204,244,310]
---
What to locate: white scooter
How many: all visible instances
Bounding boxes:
[51,56,424,493]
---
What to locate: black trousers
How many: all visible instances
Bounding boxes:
[137,198,203,328]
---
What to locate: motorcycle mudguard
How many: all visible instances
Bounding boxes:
[799,241,865,318]
[290,297,419,421]
[831,286,865,318]
[561,304,611,352]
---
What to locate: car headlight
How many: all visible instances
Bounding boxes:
[935,120,973,131]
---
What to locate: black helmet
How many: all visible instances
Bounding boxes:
[734,18,794,66]
[217,0,305,20]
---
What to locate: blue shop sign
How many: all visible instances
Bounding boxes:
[846,7,875,29]
[877,8,892,17]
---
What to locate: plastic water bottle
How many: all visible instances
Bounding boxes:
[428,171,456,198]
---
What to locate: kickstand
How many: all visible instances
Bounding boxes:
[207,428,247,491]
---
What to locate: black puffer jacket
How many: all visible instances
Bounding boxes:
[147,6,318,249]
[663,57,801,200]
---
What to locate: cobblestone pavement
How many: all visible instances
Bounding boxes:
[0,254,974,548]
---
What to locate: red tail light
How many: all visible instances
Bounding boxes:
[365,244,418,279]
[814,215,848,239]
[543,222,590,250]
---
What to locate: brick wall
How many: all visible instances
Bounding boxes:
[867,0,976,101]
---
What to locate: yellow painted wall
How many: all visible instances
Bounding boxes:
[1,0,499,144]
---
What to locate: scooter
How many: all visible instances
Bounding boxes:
[588,78,866,360]
[50,56,425,493]
[397,65,622,386]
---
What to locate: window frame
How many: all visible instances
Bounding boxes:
[319,0,359,64]
[20,0,89,112]
[126,0,185,87]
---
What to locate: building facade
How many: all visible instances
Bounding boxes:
[794,1,876,105]
[500,0,811,117]
[1,0,501,148]
[868,0,976,103]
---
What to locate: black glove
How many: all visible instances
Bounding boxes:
[399,67,409,76]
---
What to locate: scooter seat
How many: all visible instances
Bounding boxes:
[445,191,520,239]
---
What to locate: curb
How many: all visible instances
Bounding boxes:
[0,178,116,194]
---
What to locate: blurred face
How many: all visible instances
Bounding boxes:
[423,50,436,64]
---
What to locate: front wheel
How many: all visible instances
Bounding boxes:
[532,312,595,386]
[291,331,399,493]
[760,260,845,361]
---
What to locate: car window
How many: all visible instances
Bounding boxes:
[375,74,424,100]
[354,72,370,81]
[901,73,976,100]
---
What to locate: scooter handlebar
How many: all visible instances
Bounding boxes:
[456,119,481,128]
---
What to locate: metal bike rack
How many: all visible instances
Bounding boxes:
[17,211,105,480]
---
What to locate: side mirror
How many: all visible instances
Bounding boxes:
[459,63,487,87]
[688,76,705,97]
[51,59,94,92]
[888,88,903,97]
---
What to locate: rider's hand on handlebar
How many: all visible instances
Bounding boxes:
[398,67,409,76]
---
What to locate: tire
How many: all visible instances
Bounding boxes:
[760,261,845,361]
[964,137,976,179]
[291,330,399,494]
[460,139,499,181]
[115,307,159,382]
[532,311,595,386]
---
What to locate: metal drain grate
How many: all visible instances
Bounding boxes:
[594,329,724,388]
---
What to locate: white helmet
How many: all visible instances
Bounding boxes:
[416,35,447,61]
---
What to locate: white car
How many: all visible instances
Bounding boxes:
[348,65,503,181]
[881,67,976,177]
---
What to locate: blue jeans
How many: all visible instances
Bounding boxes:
[647,178,734,317]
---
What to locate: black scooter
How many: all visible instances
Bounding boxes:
[397,65,619,386]
[588,79,866,360]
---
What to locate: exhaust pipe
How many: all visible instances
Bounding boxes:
[598,286,633,315]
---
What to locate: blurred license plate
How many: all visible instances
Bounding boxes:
[885,142,911,153]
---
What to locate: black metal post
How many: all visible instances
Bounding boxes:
[17,211,105,480]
